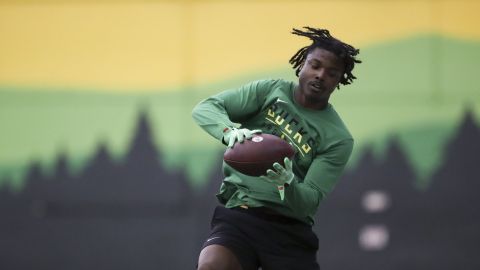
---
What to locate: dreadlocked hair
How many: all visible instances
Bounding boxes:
[289,27,361,86]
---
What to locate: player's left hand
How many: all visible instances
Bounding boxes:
[260,157,294,200]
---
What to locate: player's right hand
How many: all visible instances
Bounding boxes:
[223,127,262,148]
[260,157,295,186]
[260,157,294,201]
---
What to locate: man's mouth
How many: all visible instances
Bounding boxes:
[310,81,324,92]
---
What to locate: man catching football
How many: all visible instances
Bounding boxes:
[192,27,361,270]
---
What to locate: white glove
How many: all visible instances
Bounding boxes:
[260,157,294,200]
[222,127,262,148]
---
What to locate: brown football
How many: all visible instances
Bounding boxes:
[223,133,295,176]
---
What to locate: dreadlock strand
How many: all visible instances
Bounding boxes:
[289,46,309,76]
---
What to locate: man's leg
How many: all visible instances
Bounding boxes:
[198,207,260,270]
[197,244,243,270]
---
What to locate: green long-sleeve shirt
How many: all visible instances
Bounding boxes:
[192,79,353,225]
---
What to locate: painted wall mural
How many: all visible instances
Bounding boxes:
[0,0,479,269]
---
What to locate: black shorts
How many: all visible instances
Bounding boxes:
[201,206,320,270]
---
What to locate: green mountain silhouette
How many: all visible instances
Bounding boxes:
[0,34,479,189]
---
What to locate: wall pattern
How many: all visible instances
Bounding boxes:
[0,0,479,268]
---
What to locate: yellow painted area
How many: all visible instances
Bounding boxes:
[0,3,186,90]
[190,1,433,83]
[0,0,479,91]
[439,1,480,39]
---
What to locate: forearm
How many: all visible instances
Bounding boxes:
[192,97,237,141]
[284,179,325,217]
[281,140,353,216]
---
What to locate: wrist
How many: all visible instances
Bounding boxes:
[285,173,295,186]
[221,127,232,145]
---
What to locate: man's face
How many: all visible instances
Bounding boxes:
[298,47,344,104]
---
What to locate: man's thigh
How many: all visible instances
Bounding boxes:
[198,244,243,270]
[199,221,259,270]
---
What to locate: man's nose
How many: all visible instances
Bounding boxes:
[315,68,326,80]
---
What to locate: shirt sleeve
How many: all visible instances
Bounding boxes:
[284,138,354,216]
[191,80,272,142]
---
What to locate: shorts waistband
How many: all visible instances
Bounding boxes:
[231,206,306,226]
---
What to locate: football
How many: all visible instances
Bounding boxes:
[223,133,295,176]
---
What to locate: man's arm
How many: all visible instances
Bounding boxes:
[191,80,270,142]
[282,139,354,216]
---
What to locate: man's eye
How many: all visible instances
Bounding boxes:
[328,71,339,77]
